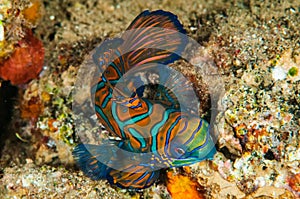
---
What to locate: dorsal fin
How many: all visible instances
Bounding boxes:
[120,10,187,69]
[92,10,187,78]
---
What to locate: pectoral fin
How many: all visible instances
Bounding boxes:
[73,142,161,189]
[72,144,109,180]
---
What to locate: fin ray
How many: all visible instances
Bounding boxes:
[107,165,160,189]
[120,10,187,68]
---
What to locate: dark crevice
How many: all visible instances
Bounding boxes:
[0,82,18,158]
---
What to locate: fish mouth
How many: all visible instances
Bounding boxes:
[170,146,217,167]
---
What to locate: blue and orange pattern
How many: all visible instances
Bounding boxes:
[73,10,216,189]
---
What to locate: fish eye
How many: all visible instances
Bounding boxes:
[175,147,185,155]
[130,92,137,98]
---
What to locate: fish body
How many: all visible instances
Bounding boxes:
[73,10,216,189]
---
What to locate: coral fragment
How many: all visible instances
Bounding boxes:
[22,0,43,25]
[0,30,44,85]
[287,173,300,195]
[166,172,205,199]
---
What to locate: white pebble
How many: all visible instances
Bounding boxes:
[272,66,286,80]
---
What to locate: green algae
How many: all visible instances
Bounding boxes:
[288,66,298,77]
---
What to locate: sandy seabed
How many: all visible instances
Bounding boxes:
[0,0,299,198]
